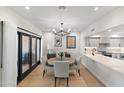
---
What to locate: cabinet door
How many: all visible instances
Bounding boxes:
[89,39,99,47]
[110,39,124,47]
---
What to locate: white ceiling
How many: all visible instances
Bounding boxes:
[9,6,118,32]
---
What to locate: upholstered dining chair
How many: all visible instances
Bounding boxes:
[69,56,82,76]
[41,55,53,78]
[54,61,69,87]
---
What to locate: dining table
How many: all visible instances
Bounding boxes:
[47,57,76,66]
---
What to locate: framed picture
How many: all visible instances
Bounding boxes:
[66,36,76,48]
[54,37,62,47]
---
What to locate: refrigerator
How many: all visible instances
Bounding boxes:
[0,21,17,87]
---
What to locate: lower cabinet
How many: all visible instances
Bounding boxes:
[83,55,124,87]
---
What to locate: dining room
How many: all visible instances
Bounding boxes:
[15,6,118,87]
[1,6,124,87]
[18,30,104,87]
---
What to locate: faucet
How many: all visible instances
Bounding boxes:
[92,48,96,56]
[84,48,87,54]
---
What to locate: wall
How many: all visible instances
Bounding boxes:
[0,7,41,34]
[83,7,124,36]
[0,22,2,86]
[0,7,42,86]
[80,32,85,55]
[2,22,17,87]
[42,31,81,57]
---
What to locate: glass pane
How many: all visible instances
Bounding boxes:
[32,38,36,66]
[37,39,40,62]
[22,36,30,73]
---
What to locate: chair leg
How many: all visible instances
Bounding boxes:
[42,70,45,78]
[78,70,80,76]
[67,78,69,87]
[55,77,57,87]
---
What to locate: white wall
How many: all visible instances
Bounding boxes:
[0,22,2,87]
[83,7,124,36]
[0,7,42,87]
[0,7,41,34]
[2,21,17,87]
[42,31,81,57]
[80,32,85,55]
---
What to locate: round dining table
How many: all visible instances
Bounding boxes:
[47,57,76,66]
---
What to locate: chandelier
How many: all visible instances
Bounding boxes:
[53,22,71,36]
[52,6,71,37]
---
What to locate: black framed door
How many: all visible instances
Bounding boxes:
[17,32,41,83]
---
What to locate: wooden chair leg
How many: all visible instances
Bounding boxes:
[67,78,69,87]
[55,77,57,87]
[78,70,80,76]
[42,70,45,78]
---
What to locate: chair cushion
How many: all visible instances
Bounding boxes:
[47,53,56,59]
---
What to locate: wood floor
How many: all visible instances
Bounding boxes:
[18,64,105,87]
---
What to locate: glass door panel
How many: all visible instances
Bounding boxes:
[37,39,40,62]
[22,36,30,73]
[32,38,36,66]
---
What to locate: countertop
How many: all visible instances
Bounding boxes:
[84,54,124,75]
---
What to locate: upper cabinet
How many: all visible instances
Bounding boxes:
[85,37,100,47]
[99,37,110,44]
[85,37,124,47]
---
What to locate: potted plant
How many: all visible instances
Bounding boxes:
[58,52,64,60]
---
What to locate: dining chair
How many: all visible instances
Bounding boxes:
[54,61,69,87]
[69,56,82,76]
[64,52,71,58]
[41,55,53,78]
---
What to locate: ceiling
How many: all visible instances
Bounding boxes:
[9,6,118,32]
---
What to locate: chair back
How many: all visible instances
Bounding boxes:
[42,55,47,69]
[75,56,82,69]
[54,61,69,78]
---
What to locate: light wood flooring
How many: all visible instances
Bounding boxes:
[18,64,105,87]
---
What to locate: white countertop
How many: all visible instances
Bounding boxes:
[84,54,124,75]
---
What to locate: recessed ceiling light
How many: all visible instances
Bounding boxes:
[111,34,119,37]
[92,35,101,37]
[25,6,30,10]
[94,7,99,11]
[108,29,112,32]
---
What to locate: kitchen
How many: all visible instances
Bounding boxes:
[83,23,124,86]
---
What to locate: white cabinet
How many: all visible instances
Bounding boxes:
[86,38,100,47]
[100,37,110,43]
[83,55,124,86]
[110,38,124,47]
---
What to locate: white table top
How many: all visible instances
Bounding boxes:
[47,57,75,66]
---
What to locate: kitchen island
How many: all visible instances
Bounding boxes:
[83,54,124,87]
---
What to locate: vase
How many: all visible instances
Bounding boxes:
[61,56,63,60]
